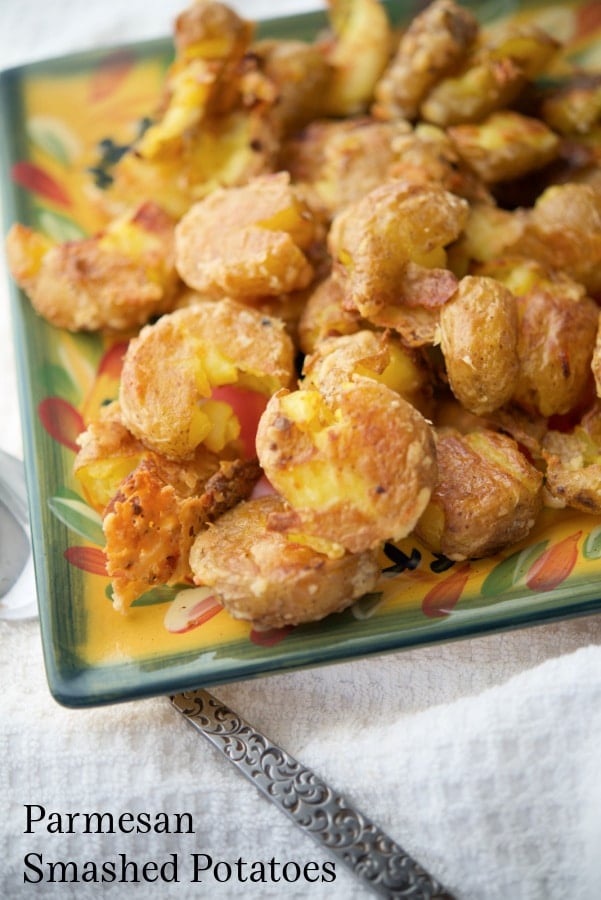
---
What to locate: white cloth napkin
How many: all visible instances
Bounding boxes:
[3,616,601,899]
[1,2,601,898]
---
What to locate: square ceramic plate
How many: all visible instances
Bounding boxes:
[2,0,601,707]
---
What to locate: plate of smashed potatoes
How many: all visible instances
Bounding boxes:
[3,0,601,706]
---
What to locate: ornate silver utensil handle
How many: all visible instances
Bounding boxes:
[170,689,455,899]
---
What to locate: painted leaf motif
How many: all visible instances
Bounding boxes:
[37,363,79,405]
[422,563,470,618]
[98,341,128,377]
[164,587,223,632]
[583,525,601,560]
[526,531,582,593]
[90,49,136,102]
[48,489,104,545]
[26,115,82,167]
[64,545,108,576]
[132,584,190,608]
[11,161,70,207]
[480,541,550,597]
[38,396,85,452]
[36,209,87,243]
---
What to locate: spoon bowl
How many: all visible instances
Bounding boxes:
[0,448,37,620]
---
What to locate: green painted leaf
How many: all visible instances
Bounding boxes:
[583,525,601,560]
[131,585,189,607]
[35,208,87,243]
[37,363,80,405]
[480,541,549,598]
[48,491,104,545]
[27,115,82,166]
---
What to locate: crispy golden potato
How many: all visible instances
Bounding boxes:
[74,402,148,512]
[297,273,363,354]
[448,111,560,183]
[373,0,479,121]
[420,24,559,127]
[321,0,392,117]
[137,0,255,158]
[450,202,527,269]
[388,122,492,203]
[252,39,331,135]
[105,108,278,220]
[505,182,601,295]
[416,428,543,560]
[477,257,598,417]
[174,172,317,298]
[539,73,601,136]
[302,329,433,416]
[6,203,179,332]
[485,404,547,467]
[105,455,261,612]
[119,299,295,459]
[256,378,437,553]
[282,117,414,219]
[101,2,281,218]
[439,275,519,415]
[542,404,601,513]
[189,494,380,629]
[11,0,601,632]
[328,180,469,322]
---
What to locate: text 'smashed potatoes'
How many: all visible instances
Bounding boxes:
[7,0,601,627]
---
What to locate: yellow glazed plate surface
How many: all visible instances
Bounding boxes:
[2,0,601,706]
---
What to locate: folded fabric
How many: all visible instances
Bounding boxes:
[2,618,600,899]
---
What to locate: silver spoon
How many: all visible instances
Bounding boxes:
[0,447,37,619]
[0,448,455,898]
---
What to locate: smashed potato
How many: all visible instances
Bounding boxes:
[416,428,543,560]
[105,456,261,611]
[302,329,433,416]
[328,180,468,324]
[6,203,179,332]
[372,0,479,121]
[7,0,601,634]
[420,24,559,126]
[102,2,279,218]
[74,402,150,512]
[539,73,601,136]
[119,299,295,459]
[477,257,598,417]
[256,379,437,554]
[439,275,519,416]
[505,183,601,295]
[297,273,362,354]
[189,494,380,629]
[321,0,392,117]
[448,111,560,184]
[543,432,601,513]
[174,172,317,297]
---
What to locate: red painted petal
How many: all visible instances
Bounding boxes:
[90,49,136,102]
[64,545,108,576]
[98,340,128,378]
[526,531,582,593]
[164,589,224,634]
[38,396,85,452]
[250,625,295,646]
[422,563,470,618]
[11,161,71,207]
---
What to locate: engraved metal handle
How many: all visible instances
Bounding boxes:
[170,689,455,899]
